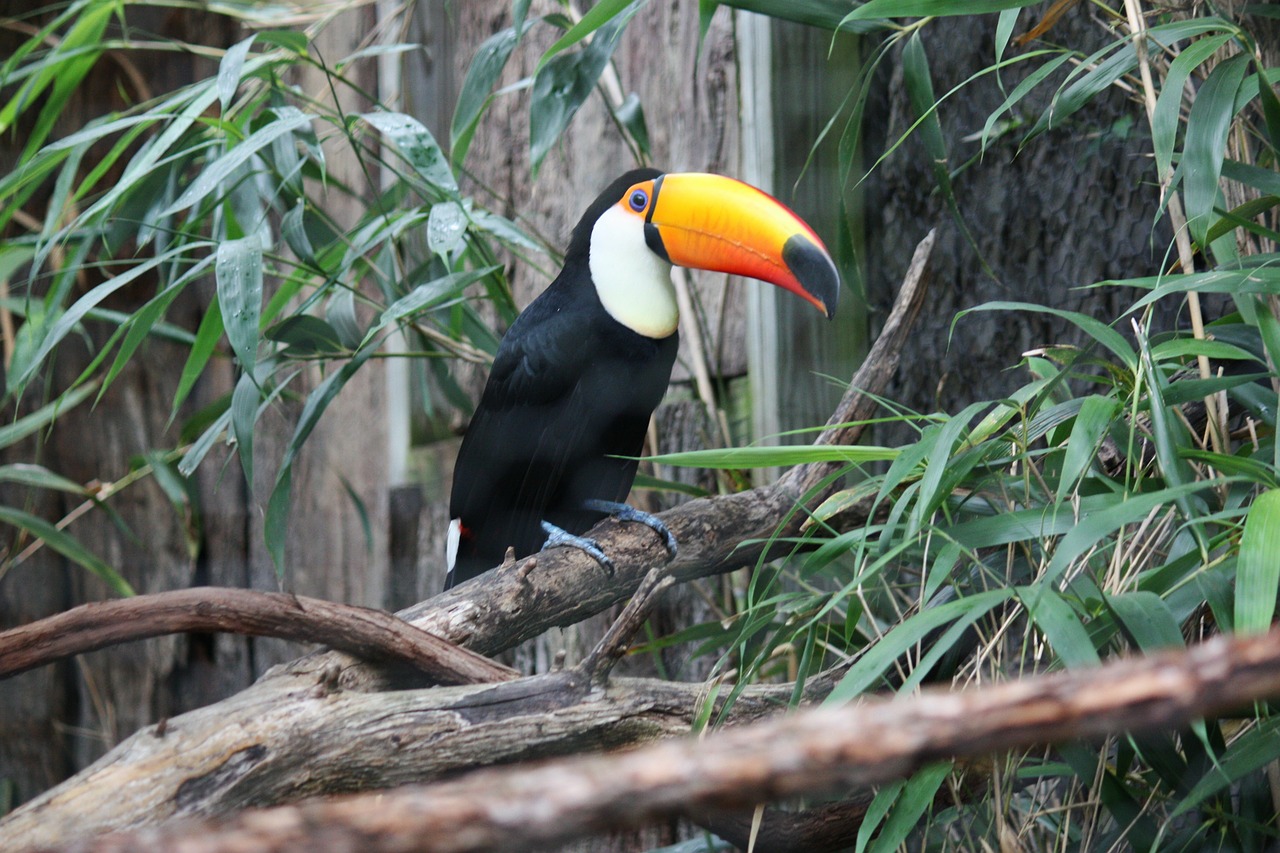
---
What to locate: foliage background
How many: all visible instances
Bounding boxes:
[4,0,1280,849]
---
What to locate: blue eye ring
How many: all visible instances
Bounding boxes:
[628,189,649,212]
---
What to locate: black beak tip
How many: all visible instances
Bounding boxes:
[783,234,840,319]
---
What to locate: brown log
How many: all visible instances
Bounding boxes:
[0,232,936,849]
[0,587,518,686]
[30,626,1280,853]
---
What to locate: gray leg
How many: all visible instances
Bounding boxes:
[540,520,615,572]
[581,499,678,559]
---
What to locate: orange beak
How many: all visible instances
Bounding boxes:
[641,172,839,318]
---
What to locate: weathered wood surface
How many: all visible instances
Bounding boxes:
[0,231,933,852]
[29,625,1280,853]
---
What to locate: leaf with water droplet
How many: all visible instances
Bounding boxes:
[216,235,264,375]
[427,201,467,255]
[359,111,458,197]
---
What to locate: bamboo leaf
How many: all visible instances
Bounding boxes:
[1057,395,1120,500]
[1236,488,1280,635]
[0,383,96,450]
[1152,33,1234,182]
[534,0,638,74]
[360,111,458,197]
[0,506,134,596]
[451,26,521,167]
[218,35,257,114]
[1183,53,1249,251]
[171,298,225,424]
[844,0,1036,21]
[645,444,899,469]
[216,236,264,374]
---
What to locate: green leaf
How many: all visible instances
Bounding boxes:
[1172,715,1280,818]
[160,108,314,218]
[867,763,951,853]
[171,298,225,424]
[266,315,346,356]
[825,589,1015,704]
[1236,488,1280,635]
[1151,33,1234,182]
[368,267,499,340]
[534,0,637,74]
[1107,591,1185,651]
[645,444,899,469]
[0,382,96,450]
[11,244,204,393]
[263,344,379,576]
[216,236,264,374]
[961,302,1136,369]
[0,464,86,495]
[451,26,521,167]
[218,35,257,114]
[1020,587,1099,667]
[1057,395,1120,500]
[844,0,1036,21]
[530,2,640,174]
[360,111,458,197]
[1183,54,1249,252]
[0,506,134,596]
[230,371,260,491]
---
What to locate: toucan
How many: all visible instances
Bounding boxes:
[444,168,839,589]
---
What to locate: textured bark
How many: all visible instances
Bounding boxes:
[25,627,1280,853]
[0,588,517,686]
[0,230,935,851]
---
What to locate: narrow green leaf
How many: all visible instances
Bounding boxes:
[230,371,259,490]
[868,763,951,853]
[218,35,257,114]
[160,108,314,218]
[530,3,640,174]
[646,444,899,469]
[11,244,202,392]
[0,382,96,451]
[961,302,1136,369]
[264,344,379,576]
[1183,54,1249,251]
[1020,587,1099,667]
[534,0,637,74]
[451,27,520,166]
[0,506,134,596]
[178,407,231,477]
[825,589,1015,705]
[1057,395,1120,500]
[171,297,225,423]
[267,315,346,356]
[1152,33,1234,182]
[1172,715,1280,818]
[368,267,499,340]
[360,111,458,196]
[1236,488,1280,635]
[845,0,1036,21]
[216,236,264,374]
[0,463,86,495]
[1107,591,1185,651]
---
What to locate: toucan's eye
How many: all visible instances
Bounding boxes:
[628,189,649,212]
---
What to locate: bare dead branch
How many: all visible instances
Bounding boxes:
[579,567,674,685]
[0,587,518,686]
[32,626,1280,853]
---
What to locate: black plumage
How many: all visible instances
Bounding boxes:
[446,169,674,588]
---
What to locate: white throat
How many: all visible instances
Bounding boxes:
[588,205,678,339]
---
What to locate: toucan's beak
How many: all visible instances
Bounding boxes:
[644,172,840,319]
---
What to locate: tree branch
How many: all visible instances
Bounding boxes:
[0,232,937,850]
[0,587,518,686]
[32,626,1280,853]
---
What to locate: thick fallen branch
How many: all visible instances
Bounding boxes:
[33,626,1280,853]
[0,233,935,850]
[0,587,518,685]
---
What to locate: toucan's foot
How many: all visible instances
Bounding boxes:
[582,499,678,560]
[540,521,615,573]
